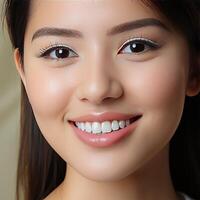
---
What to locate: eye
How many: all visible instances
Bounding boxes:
[39,45,78,60]
[118,38,160,55]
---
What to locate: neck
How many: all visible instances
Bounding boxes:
[58,145,179,200]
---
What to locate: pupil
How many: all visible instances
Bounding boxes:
[55,49,69,58]
[130,43,145,53]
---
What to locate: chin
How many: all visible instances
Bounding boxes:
[74,162,137,182]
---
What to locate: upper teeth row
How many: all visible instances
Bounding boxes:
[75,119,130,134]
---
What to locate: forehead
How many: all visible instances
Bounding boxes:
[28,0,162,31]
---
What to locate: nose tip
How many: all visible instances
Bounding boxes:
[76,72,123,105]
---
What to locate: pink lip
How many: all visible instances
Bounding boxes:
[68,112,142,148]
[68,112,142,123]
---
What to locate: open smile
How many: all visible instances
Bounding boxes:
[68,112,142,147]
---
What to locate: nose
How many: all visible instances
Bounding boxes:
[76,60,123,105]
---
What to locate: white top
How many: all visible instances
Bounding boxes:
[179,192,195,200]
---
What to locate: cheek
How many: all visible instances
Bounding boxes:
[140,42,189,110]
[125,56,188,112]
[24,66,78,118]
[123,54,189,147]
[141,64,185,108]
[114,57,189,172]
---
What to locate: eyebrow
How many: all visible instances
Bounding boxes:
[31,28,83,42]
[31,18,170,42]
[107,18,170,35]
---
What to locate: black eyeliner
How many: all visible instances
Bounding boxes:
[38,43,74,58]
[119,37,161,51]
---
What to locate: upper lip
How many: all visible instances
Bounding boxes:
[68,112,142,122]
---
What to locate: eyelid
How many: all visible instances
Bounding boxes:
[118,37,160,51]
[39,43,77,57]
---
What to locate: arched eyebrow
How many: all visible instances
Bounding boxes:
[31,18,170,42]
[107,18,170,35]
[31,28,82,42]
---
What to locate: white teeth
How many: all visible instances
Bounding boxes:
[92,122,102,134]
[75,121,79,127]
[101,121,112,133]
[119,120,125,128]
[76,122,81,129]
[111,120,119,131]
[126,120,130,126]
[74,119,131,134]
[85,122,92,133]
[80,122,85,131]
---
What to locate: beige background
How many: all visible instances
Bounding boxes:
[0,0,21,199]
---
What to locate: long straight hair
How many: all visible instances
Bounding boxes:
[3,0,200,199]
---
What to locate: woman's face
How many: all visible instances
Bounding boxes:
[15,0,193,181]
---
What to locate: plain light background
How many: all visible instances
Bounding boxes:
[0,0,21,199]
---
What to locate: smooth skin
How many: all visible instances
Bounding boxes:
[14,0,200,200]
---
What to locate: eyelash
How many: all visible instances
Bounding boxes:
[39,43,77,59]
[38,37,160,60]
[119,37,160,53]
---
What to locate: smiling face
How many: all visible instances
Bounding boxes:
[15,0,194,181]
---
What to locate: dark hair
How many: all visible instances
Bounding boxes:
[2,0,200,199]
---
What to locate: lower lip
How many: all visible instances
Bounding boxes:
[69,117,141,148]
